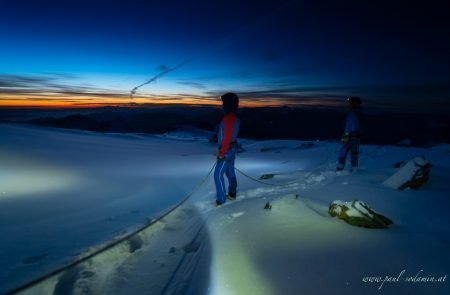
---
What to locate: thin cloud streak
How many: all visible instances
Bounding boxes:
[177,81,208,89]
[0,74,128,98]
[130,61,190,98]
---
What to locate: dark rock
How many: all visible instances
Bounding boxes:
[393,161,406,168]
[260,174,274,180]
[383,157,432,190]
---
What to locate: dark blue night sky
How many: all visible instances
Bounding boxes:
[0,0,449,110]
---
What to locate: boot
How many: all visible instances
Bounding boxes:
[227,192,236,201]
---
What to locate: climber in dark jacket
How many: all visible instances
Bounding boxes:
[337,96,363,171]
[214,92,240,206]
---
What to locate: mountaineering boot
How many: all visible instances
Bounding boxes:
[227,192,236,201]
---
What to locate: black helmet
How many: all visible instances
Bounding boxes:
[221,92,239,114]
[347,96,362,107]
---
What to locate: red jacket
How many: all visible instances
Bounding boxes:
[218,113,240,158]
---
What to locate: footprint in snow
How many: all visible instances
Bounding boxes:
[22,253,48,265]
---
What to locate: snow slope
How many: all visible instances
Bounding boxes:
[1,123,449,294]
[0,124,217,293]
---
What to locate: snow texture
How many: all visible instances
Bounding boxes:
[1,123,449,295]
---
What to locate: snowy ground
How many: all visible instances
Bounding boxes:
[1,123,449,294]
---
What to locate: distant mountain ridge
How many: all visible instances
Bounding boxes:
[3,106,449,147]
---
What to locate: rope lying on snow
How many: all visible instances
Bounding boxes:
[159,213,208,295]
[7,161,217,295]
[234,167,296,187]
[9,146,339,293]
[234,148,338,188]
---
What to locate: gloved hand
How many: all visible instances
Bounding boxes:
[341,134,350,143]
[216,150,224,160]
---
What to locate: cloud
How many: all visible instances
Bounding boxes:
[206,85,352,101]
[0,74,57,88]
[0,74,127,98]
[156,65,171,72]
[177,81,208,89]
[205,82,450,110]
[130,61,190,97]
[2,74,448,111]
[1,97,96,102]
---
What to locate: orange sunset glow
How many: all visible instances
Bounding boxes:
[0,93,294,108]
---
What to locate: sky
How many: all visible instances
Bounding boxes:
[0,0,449,110]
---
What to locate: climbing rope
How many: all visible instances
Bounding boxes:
[9,144,346,293]
[234,167,296,187]
[234,146,338,188]
[7,161,218,295]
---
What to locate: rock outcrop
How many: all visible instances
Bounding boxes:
[383,156,432,190]
[329,200,393,229]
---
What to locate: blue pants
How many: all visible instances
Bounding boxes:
[337,137,360,170]
[214,157,237,203]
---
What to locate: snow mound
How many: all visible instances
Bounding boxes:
[382,156,432,190]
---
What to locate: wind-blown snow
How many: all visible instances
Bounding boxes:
[1,123,449,294]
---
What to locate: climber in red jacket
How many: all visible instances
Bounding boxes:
[214,92,240,206]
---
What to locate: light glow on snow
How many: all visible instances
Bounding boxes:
[209,237,273,295]
[1,124,450,294]
[0,152,81,199]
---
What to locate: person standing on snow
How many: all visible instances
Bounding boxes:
[337,96,363,172]
[214,92,240,206]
